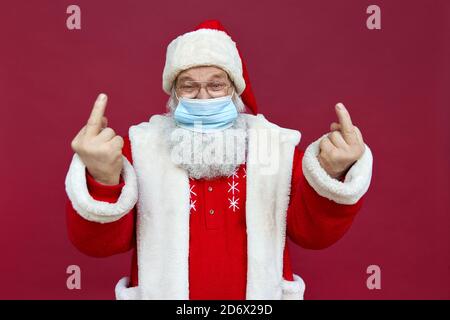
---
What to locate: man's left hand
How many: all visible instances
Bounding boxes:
[317,103,366,180]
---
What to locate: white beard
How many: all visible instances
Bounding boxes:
[164,115,247,180]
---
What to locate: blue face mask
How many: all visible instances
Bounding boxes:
[174,92,238,133]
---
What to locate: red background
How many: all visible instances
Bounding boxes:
[1,0,449,299]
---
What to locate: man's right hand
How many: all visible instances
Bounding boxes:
[71,93,124,185]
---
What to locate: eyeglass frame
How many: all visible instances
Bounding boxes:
[174,77,235,99]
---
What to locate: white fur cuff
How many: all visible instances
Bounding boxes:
[282,274,306,300]
[115,277,141,300]
[65,153,138,223]
[302,135,373,205]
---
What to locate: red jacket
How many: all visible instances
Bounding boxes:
[66,136,363,299]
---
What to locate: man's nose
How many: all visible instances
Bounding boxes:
[196,87,212,99]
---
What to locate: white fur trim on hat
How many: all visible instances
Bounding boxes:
[162,28,246,95]
[302,134,373,205]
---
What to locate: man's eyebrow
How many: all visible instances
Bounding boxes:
[177,75,194,82]
[177,73,228,83]
[208,73,228,80]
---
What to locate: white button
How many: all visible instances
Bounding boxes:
[209,209,214,215]
[208,186,213,192]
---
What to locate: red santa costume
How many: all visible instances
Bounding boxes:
[65,20,373,300]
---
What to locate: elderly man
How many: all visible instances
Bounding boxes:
[65,20,373,300]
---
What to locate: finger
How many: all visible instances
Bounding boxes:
[335,103,357,144]
[328,131,348,149]
[330,122,341,131]
[353,126,365,145]
[319,136,336,154]
[108,135,124,150]
[86,93,108,137]
[101,116,108,129]
[96,127,116,142]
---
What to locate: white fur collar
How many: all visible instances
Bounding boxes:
[115,113,304,300]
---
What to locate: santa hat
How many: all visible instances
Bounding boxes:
[162,19,258,115]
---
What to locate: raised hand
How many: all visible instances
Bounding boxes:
[317,103,366,180]
[71,93,124,185]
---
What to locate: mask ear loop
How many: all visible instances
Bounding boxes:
[174,87,180,102]
[229,87,235,98]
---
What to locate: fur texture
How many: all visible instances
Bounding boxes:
[302,133,373,205]
[65,154,138,223]
[65,115,373,299]
[162,29,245,95]
[164,114,247,180]
[114,113,304,300]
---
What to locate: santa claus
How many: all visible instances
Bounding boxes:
[65,20,373,300]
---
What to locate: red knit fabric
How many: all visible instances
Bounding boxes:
[66,136,363,299]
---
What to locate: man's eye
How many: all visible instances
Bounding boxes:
[181,85,195,91]
[209,83,226,90]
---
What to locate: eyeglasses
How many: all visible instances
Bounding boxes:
[175,80,233,98]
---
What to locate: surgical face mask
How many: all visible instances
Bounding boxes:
[173,91,238,133]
